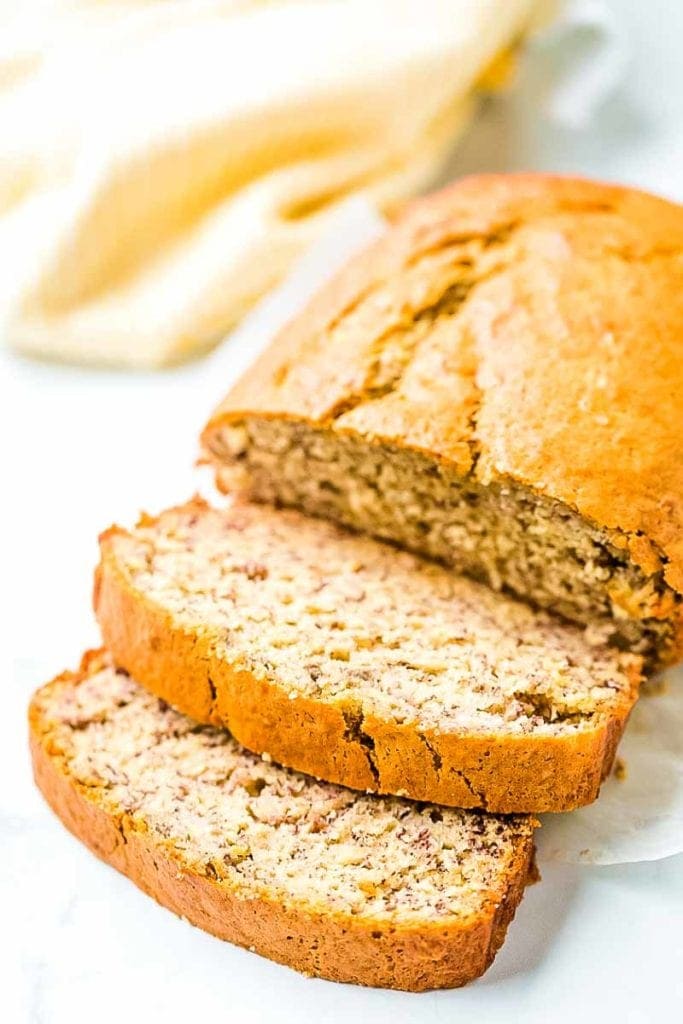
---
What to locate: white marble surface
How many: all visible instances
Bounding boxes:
[3,0,683,1020]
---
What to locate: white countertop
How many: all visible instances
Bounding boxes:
[3,0,683,1020]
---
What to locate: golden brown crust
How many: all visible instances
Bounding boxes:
[94,511,640,814]
[29,655,535,991]
[203,173,683,658]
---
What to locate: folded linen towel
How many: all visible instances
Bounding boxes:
[0,0,544,367]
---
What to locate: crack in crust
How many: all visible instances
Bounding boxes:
[267,196,633,444]
[451,768,489,812]
[342,704,380,787]
[318,197,682,470]
[207,674,218,707]
[417,733,489,811]
[325,237,511,431]
[418,732,443,773]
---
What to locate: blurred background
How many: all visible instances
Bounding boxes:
[3,0,682,371]
[3,3,683,1021]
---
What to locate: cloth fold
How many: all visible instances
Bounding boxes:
[0,0,542,366]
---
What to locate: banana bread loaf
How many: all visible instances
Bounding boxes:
[30,650,536,991]
[95,498,641,813]
[201,174,683,666]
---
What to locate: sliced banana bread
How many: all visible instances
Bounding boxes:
[95,499,641,813]
[201,174,683,666]
[30,651,536,991]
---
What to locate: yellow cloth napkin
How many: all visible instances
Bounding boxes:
[0,0,543,367]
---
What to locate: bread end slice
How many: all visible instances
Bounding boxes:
[29,651,536,991]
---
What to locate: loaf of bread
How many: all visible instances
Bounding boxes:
[202,174,683,666]
[30,650,536,991]
[94,499,641,813]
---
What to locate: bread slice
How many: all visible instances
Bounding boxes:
[201,174,683,666]
[29,650,536,991]
[94,499,641,813]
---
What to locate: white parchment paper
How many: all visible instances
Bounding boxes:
[537,669,683,864]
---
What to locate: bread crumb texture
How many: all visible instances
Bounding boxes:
[30,654,535,977]
[103,501,639,739]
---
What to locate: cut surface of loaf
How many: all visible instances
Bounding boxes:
[30,651,536,991]
[95,499,641,813]
[201,174,683,666]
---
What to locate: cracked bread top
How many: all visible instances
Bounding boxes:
[203,173,683,614]
[30,652,534,923]
[100,500,640,738]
